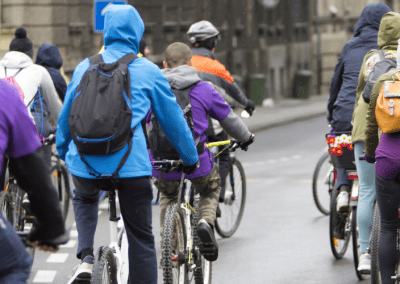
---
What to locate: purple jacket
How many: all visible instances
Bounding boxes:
[147,65,231,180]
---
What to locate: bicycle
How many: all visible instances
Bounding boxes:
[89,186,129,284]
[208,140,246,238]
[326,131,365,280]
[156,139,248,284]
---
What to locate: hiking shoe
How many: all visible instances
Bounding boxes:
[357,253,371,274]
[67,256,94,284]
[197,219,218,262]
[336,191,349,213]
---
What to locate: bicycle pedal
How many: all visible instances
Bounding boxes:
[74,277,91,283]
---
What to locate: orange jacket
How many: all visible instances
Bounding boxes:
[191,55,234,83]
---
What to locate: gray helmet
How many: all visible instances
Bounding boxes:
[187,20,220,44]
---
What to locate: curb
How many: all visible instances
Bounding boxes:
[246,111,326,133]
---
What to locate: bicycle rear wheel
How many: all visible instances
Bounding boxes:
[50,164,70,222]
[91,246,117,284]
[215,159,246,238]
[0,190,15,227]
[329,188,351,259]
[312,152,333,215]
[351,207,364,280]
[371,203,381,284]
[162,203,188,284]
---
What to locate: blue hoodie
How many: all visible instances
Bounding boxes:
[56,5,198,179]
[327,3,391,132]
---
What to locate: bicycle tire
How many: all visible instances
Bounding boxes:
[91,246,117,284]
[192,195,212,284]
[50,164,70,222]
[162,203,188,284]
[351,207,364,280]
[371,203,381,284]
[0,190,15,227]
[329,189,351,259]
[312,152,333,215]
[215,159,246,238]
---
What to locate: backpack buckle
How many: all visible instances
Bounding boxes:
[389,98,395,116]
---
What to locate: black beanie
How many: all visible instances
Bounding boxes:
[9,27,33,59]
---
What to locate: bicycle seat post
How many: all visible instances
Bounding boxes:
[109,188,117,222]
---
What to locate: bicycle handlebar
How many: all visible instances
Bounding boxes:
[151,160,183,173]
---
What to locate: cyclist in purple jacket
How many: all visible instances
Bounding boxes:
[0,80,68,283]
[148,42,254,261]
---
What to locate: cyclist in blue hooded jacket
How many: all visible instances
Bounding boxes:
[57,5,199,284]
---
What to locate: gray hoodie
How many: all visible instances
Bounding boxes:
[0,51,62,121]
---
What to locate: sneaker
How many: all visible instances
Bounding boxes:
[357,253,371,274]
[336,191,349,213]
[67,256,94,284]
[216,206,221,218]
[196,219,219,262]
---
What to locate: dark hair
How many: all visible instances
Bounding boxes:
[193,36,217,50]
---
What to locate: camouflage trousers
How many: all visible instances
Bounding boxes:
[153,163,221,232]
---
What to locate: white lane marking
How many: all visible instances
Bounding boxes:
[279,157,289,162]
[266,159,277,164]
[60,240,77,248]
[292,155,302,159]
[72,222,76,228]
[98,210,103,215]
[46,253,69,263]
[32,270,57,283]
[242,155,303,167]
[70,230,78,238]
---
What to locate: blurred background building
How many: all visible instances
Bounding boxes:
[0,0,398,102]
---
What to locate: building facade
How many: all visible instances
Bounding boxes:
[0,0,396,99]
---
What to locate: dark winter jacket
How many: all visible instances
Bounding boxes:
[36,43,67,102]
[327,3,391,132]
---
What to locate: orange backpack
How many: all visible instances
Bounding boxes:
[375,71,400,133]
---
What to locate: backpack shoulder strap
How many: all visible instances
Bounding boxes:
[117,53,138,65]
[378,49,385,59]
[89,54,104,66]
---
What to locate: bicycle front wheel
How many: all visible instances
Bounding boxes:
[215,159,246,238]
[162,203,188,284]
[50,164,70,222]
[329,189,351,259]
[370,203,381,284]
[312,152,333,215]
[192,195,212,284]
[91,246,117,284]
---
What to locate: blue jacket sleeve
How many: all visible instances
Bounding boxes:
[56,59,89,160]
[327,48,346,116]
[150,72,198,166]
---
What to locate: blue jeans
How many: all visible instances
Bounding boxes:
[0,213,32,284]
[354,142,375,253]
[72,175,157,284]
[375,174,400,284]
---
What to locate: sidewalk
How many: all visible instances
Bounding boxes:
[239,94,329,133]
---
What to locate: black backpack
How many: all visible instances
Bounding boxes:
[362,50,396,103]
[69,53,137,178]
[149,83,203,160]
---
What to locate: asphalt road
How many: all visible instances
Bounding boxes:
[27,116,371,284]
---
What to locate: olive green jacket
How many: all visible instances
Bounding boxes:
[352,12,400,144]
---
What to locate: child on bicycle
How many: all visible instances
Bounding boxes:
[148,42,254,261]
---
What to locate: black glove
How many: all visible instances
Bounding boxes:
[245,100,255,116]
[327,111,332,124]
[182,159,200,175]
[240,134,255,151]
